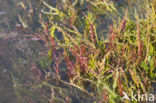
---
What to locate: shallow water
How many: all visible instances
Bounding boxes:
[0,0,155,103]
[0,0,96,102]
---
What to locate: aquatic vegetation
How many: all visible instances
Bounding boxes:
[1,0,155,103]
[32,0,156,102]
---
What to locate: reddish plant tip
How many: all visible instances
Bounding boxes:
[137,18,142,60]
[108,25,114,35]
[50,37,56,46]
[120,9,128,32]
[89,23,96,43]
[53,54,61,75]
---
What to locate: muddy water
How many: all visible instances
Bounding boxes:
[0,0,95,103]
[0,0,52,102]
[0,32,95,103]
[0,32,46,103]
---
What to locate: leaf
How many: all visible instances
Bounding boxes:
[150,58,155,78]
[50,26,56,37]
[141,61,149,72]
[129,69,140,88]
[48,50,52,59]
[113,70,119,91]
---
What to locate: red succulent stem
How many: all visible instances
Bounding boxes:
[51,37,56,46]
[118,9,128,32]
[122,46,125,55]
[89,23,96,43]
[54,54,61,75]
[137,18,142,60]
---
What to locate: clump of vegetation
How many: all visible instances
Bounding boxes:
[29,0,156,102]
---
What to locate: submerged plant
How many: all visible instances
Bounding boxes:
[33,0,156,102]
